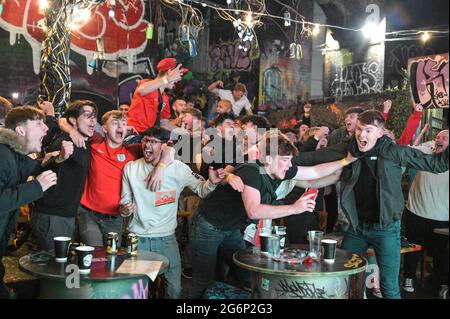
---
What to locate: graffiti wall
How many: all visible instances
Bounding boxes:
[385,43,435,87]
[408,53,449,109]
[205,39,259,108]
[259,51,311,112]
[324,44,385,98]
[0,0,150,105]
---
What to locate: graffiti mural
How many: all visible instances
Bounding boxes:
[0,0,149,75]
[259,57,310,112]
[408,53,449,109]
[388,44,435,78]
[209,40,257,72]
[330,61,384,98]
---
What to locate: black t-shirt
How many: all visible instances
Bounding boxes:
[199,162,298,231]
[354,157,380,223]
[34,133,91,218]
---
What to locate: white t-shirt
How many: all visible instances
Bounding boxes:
[406,142,449,221]
[121,159,217,237]
[217,89,252,115]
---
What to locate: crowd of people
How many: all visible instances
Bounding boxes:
[0,58,448,299]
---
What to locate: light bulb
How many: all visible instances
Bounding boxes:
[421,32,430,43]
[39,0,49,12]
[312,24,320,36]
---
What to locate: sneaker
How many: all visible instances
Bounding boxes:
[182,267,192,279]
[402,278,415,293]
[372,287,383,298]
[439,285,448,299]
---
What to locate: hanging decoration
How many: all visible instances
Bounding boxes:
[161,0,204,57]
[37,0,105,118]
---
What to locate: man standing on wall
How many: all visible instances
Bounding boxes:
[208,81,253,116]
[127,58,188,136]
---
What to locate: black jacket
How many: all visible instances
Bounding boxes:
[0,128,43,259]
[33,132,91,218]
[293,135,449,229]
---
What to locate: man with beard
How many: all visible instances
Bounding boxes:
[32,100,97,251]
[292,110,449,299]
[120,127,225,298]
[1,106,57,298]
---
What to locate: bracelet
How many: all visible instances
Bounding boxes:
[162,76,169,85]
[226,174,234,183]
[158,162,167,169]
[340,158,349,166]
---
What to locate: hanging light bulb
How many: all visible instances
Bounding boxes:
[70,8,92,31]
[284,11,291,27]
[38,0,49,14]
[421,32,431,43]
[96,38,105,60]
[226,0,232,5]
[312,24,320,36]
[245,13,253,28]
[108,0,116,18]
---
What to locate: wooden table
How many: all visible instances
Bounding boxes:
[233,247,367,299]
[19,247,169,299]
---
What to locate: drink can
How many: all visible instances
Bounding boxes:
[127,233,138,257]
[106,232,119,255]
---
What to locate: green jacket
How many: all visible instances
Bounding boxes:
[293,135,449,230]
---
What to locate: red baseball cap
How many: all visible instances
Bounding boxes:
[157,58,189,74]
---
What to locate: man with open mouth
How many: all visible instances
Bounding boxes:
[75,110,174,249]
[1,106,58,298]
[293,110,449,299]
[120,126,226,299]
[32,100,97,252]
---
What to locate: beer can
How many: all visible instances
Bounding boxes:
[106,232,119,255]
[127,233,138,257]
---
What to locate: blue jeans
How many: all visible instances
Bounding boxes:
[77,205,123,247]
[189,213,249,299]
[341,221,401,299]
[138,235,181,299]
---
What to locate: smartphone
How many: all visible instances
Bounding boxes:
[302,188,319,201]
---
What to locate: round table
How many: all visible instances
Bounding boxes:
[19,248,169,299]
[233,247,367,299]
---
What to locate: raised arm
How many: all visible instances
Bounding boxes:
[137,65,183,96]
[397,104,423,145]
[208,80,224,94]
[294,152,356,180]
[295,169,342,189]
[385,142,449,173]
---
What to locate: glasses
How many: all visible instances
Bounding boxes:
[142,138,163,145]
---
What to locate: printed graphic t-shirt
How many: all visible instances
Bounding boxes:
[81,140,140,215]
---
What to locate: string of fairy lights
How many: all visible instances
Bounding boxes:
[10,0,447,116]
